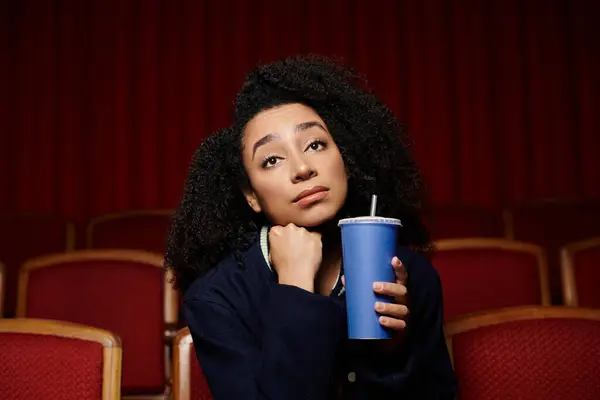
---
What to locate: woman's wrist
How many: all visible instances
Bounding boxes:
[277,273,315,293]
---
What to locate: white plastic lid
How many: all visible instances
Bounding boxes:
[338,216,403,226]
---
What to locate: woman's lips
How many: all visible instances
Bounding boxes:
[294,189,329,208]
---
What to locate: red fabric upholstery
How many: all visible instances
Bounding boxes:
[433,247,542,320]
[0,332,103,400]
[24,258,165,394]
[570,244,600,308]
[452,318,600,399]
[508,201,600,297]
[425,206,504,240]
[190,343,213,400]
[0,215,72,317]
[88,212,172,253]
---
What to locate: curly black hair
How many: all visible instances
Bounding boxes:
[166,55,431,293]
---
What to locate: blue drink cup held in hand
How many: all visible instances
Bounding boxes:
[338,214,402,339]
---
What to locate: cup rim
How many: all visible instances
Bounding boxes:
[338,216,403,226]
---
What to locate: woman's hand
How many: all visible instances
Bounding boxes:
[269,223,322,293]
[372,256,409,331]
[340,256,409,331]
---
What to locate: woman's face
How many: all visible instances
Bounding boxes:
[241,103,348,228]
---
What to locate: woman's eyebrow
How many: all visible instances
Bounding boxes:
[295,121,328,133]
[252,133,280,160]
[251,121,327,159]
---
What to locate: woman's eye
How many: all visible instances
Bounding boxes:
[262,156,280,168]
[307,141,326,152]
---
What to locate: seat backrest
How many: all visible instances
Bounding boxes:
[17,250,177,395]
[504,200,600,298]
[433,238,550,321]
[0,214,75,317]
[445,306,600,400]
[425,205,505,240]
[173,328,213,400]
[0,318,122,400]
[87,210,173,254]
[561,237,600,308]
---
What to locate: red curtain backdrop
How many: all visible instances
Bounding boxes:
[2,0,599,222]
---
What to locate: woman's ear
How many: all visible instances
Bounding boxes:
[241,187,262,213]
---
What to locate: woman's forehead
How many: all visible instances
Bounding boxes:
[242,103,326,142]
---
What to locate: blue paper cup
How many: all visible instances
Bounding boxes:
[338,216,402,339]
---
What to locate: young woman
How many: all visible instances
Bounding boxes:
[166,56,456,399]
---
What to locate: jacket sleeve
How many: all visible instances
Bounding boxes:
[346,257,457,399]
[184,283,342,400]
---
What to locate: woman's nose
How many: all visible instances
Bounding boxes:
[291,157,317,183]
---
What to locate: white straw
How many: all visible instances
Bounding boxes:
[369,195,378,216]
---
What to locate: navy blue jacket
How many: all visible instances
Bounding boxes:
[183,232,456,399]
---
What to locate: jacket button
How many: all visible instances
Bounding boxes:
[347,372,356,383]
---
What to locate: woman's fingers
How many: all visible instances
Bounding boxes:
[373,281,407,298]
[375,301,409,319]
[378,316,407,330]
[392,256,407,285]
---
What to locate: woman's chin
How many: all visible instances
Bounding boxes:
[290,208,340,228]
[265,202,345,229]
